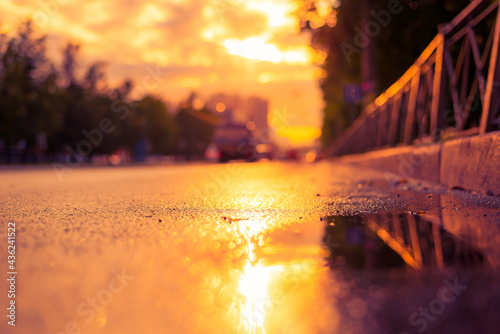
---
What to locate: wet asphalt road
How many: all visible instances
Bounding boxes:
[0,161,499,334]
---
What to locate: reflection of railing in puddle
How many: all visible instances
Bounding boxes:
[322,214,485,271]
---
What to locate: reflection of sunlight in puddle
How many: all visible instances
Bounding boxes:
[239,263,283,333]
[235,214,282,250]
[229,195,273,211]
[239,219,270,240]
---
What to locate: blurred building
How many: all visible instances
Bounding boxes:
[247,97,268,131]
[206,94,269,131]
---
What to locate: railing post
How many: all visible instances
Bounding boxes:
[388,93,402,146]
[430,31,448,140]
[404,72,421,144]
[377,105,388,146]
[480,1,500,134]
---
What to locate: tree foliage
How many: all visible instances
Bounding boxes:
[136,95,179,155]
[0,21,59,148]
[0,21,182,163]
[299,0,470,147]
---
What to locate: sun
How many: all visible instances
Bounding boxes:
[224,37,283,63]
[223,36,313,65]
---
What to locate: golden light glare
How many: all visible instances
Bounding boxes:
[313,50,328,65]
[316,0,334,18]
[223,37,312,65]
[235,215,273,241]
[245,1,298,28]
[224,37,283,63]
[216,102,226,112]
[239,263,283,332]
[276,126,322,145]
[283,48,312,65]
[201,28,215,40]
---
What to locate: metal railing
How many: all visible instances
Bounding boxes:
[329,0,500,156]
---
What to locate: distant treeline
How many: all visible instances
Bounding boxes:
[0,21,217,164]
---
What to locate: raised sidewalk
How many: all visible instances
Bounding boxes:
[336,131,500,197]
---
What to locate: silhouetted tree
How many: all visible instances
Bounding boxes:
[135,95,179,155]
[0,20,182,163]
[0,21,61,162]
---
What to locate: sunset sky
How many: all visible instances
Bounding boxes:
[1,0,325,147]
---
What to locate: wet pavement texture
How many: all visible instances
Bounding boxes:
[0,161,499,334]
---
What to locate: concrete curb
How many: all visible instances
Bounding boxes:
[335,131,500,196]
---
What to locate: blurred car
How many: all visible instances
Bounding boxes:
[212,124,255,162]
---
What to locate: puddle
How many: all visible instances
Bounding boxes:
[312,201,499,334]
[322,214,486,271]
[227,195,500,334]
